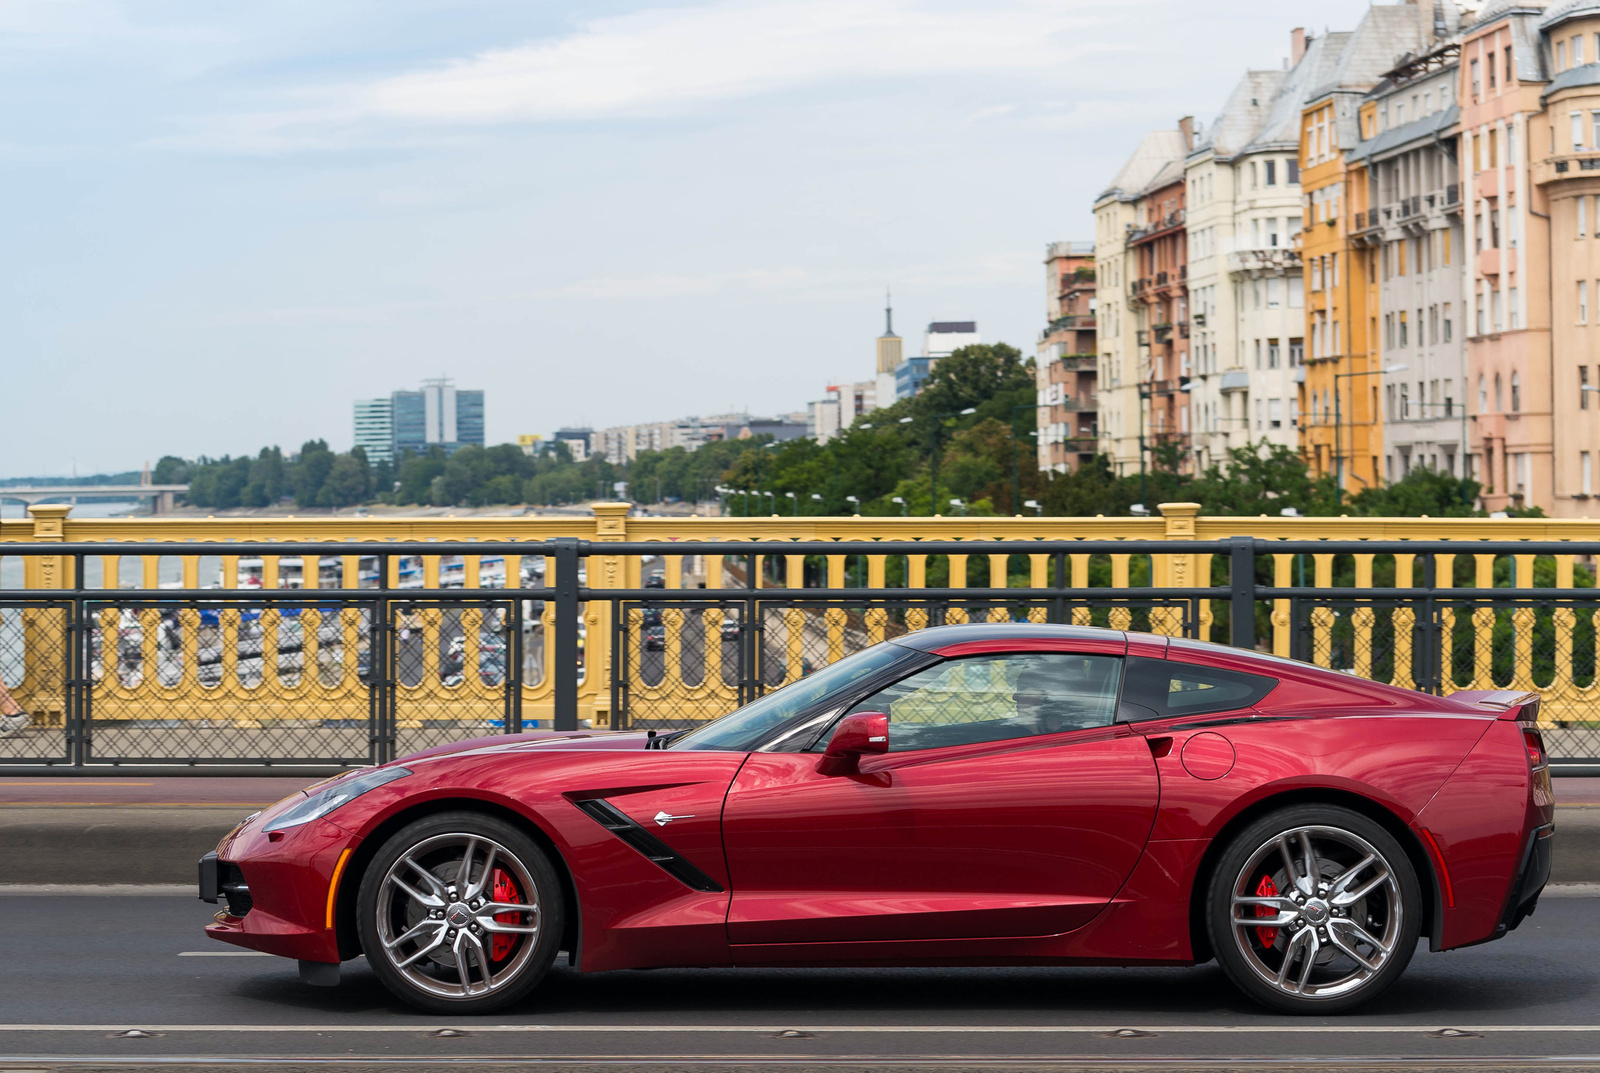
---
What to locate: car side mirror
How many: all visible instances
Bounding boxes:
[817,711,889,776]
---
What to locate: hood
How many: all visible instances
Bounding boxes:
[395,729,652,767]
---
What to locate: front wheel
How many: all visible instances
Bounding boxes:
[1206,805,1422,1014]
[356,811,564,1014]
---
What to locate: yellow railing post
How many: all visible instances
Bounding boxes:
[588,503,632,729]
[18,505,71,727]
[1157,503,1200,637]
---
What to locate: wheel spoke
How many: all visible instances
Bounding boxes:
[399,856,448,902]
[383,919,441,952]
[453,930,488,995]
[1327,920,1383,972]
[1275,927,1310,990]
[1295,929,1321,993]
[1234,909,1300,928]
[1333,870,1391,906]
[392,926,448,969]
[1297,831,1317,895]
[1275,835,1302,892]
[464,845,498,900]
[454,837,479,892]
[1336,916,1392,955]
[1329,853,1376,898]
[389,873,443,910]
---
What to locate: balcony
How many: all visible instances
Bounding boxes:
[1152,322,1173,343]
[1042,313,1097,337]
[1227,247,1302,276]
[1219,370,1250,393]
[1057,354,1098,372]
[1136,329,1150,346]
[1132,277,1151,295]
[1351,208,1380,232]
[1445,184,1460,206]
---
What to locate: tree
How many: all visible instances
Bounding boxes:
[324,453,370,508]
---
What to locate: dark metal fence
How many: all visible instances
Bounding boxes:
[1,537,1597,774]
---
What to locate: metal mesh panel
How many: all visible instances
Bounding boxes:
[83,600,376,766]
[615,600,746,731]
[391,599,517,756]
[0,602,70,763]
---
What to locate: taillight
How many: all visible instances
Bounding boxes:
[1522,728,1547,770]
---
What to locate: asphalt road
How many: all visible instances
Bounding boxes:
[1,890,1598,1071]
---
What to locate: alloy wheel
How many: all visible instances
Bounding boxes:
[373,832,543,1001]
[1228,824,1403,1002]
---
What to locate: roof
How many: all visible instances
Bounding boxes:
[928,321,976,333]
[1472,0,1549,29]
[1545,60,1600,97]
[1191,70,1282,160]
[1347,102,1460,162]
[1306,3,1440,105]
[1097,128,1188,204]
[1244,32,1350,152]
[1543,0,1600,28]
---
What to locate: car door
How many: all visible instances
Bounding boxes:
[721,641,1161,947]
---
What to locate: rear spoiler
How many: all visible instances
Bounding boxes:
[1448,689,1541,722]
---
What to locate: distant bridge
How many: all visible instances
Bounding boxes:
[0,484,189,514]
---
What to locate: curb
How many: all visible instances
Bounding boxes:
[2,805,1598,888]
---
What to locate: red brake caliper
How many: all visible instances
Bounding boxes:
[1255,874,1280,948]
[490,868,520,961]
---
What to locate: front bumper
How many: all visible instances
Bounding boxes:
[198,817,359,963]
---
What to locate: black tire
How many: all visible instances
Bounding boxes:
[356,810,564,1014]
[1206,804,1421,1014]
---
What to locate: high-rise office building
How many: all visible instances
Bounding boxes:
[355,378,486,462]
[353,398,395,464]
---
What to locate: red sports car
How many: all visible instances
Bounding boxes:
[199,624,1554,1015]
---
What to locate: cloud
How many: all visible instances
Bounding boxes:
[166,0,1112,151]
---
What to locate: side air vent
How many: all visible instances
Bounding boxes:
[571,798,724,893]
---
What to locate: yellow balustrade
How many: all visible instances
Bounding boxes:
[6,502,1600,738]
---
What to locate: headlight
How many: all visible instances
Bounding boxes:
[264,767,412,833]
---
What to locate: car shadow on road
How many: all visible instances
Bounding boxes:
[228,943,1594,1023]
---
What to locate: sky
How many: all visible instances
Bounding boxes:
[3,0,1381,478]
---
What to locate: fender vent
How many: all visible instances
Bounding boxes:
[572,798,723,893]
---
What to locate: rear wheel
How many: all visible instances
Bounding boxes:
[1206,805,1421,1014]
[356,811,563,1014]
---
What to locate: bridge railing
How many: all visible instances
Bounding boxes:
[3,503,1600,773]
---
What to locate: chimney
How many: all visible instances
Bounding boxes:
[1291,27,1306,66]
[1178,115,1195,150]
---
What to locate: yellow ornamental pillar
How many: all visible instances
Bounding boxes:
[20,505,73,728]
[588,503,632,729]
[1156,502,1200,638]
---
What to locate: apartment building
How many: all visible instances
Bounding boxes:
[1036,241,1098,473]
[1456,0,1551,510]
[1095,126,1190,475]
[1301,1,1437,495]
[1538,0,1600,512]
[1348,46,1468,482]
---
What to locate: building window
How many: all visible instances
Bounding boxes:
[1267,277,1281,307]
[1491,208,1501,248]
[1479,374,1488,412]
[1581,196,1588,237]
[1581,280,1589,325]
[1495,373,1504,411]
[1506,45,1514,84]
[1254,339,1262,369]
[1429,304,1439,344]
[1287,159,1299,183]
[1443,302,1453,341]
[1585,452,1595,496]
[1559,40,1568,72]
[1400,382,1411,419]
[1385,313,1395,349]
[1269,398,1283,430]
[1493,287,1504,332]
[1510,287,1519,329]
[1399,310,1409,347]
[1576,111,1586,150]
[1265,160,1277,185]
[1577,35,1586,66]
[1289,338,1304,366]
[1471,58,1481,97]
[1268,339,1281,368]
[1582,366,1591,409]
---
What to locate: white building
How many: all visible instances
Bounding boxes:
[353,398,394,464]
[809,381,878,444]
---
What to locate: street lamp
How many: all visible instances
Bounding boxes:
[845,495,860,514]
[891,495,907,516]
[784,491,798,515]
[1023,498,1042,516]
[762,490,776,514]
[929,407,978,514]
[810,493,824,514]
[1333,362,1407,499]
[949,498,966,516]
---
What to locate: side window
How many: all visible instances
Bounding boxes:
[844,653,1123,752]
[1118,657,1277,722]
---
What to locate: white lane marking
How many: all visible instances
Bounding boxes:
[0,885,192,897]
[1544,883,1600,897]
[177,951,274,957]
[0,1024,1598,1034]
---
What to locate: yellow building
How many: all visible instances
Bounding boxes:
[1300,4,1436,494]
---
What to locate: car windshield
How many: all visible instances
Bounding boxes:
[667,642,920,752]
